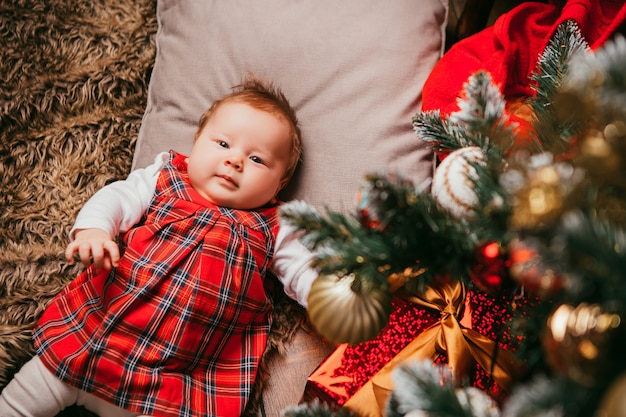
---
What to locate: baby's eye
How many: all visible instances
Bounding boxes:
[217,140,229,148]
[250,156,264,165]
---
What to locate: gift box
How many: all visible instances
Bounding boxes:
[303,281,530,416]
[303,296,440,405]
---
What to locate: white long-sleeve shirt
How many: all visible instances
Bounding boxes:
[71,152,317,307]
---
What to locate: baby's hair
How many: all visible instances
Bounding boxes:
[196,76,302,182]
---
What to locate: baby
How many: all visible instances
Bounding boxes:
[0,77,316,417]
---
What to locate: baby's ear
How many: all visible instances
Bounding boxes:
[279,177,290,191]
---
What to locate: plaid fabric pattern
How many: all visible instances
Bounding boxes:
[34,152,279,417]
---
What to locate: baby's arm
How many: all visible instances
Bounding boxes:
[271,220,319,308]
[65,152,168,271]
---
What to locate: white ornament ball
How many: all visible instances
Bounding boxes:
[432,146,487,219]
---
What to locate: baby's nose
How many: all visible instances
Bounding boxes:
[225,156,243,170]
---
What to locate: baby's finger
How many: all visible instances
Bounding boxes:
[65,242,79,264]
[90,243,106,271]
[103,240,121,268]
[77,242,94,268]
[101,256,113,271]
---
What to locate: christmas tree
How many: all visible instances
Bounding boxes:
[281,21,626,417]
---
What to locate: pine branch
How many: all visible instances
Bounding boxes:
[502,375,607,417]
[413,109,472,152]
[529,20,589,153]
[501,376,566,417]
[386,361,473,417]
[591,35,626,116]
[566,35,626,119]
[282,400,360,417]
[468,158,511,243]
[550,211,626,307]
[280,177,479,291]
[279,201,362,250]
[449,70,516,153]
[414,71,515,156]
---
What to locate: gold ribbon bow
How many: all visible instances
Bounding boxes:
[344,279,525,416]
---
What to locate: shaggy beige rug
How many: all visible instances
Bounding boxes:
[0,1,305,415]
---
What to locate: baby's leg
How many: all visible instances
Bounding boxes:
[77,392,153,417]
[0,356,78,416]
[0,356,152,417]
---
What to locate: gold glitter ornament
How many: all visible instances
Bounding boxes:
[507,155,580,230]
[504,152,585,231]
[543,303,622,385]
[604,120,626,142]
[511,181,563,230]
[597,372,626,417]
[578,130,620,179]
[307,273,393,345]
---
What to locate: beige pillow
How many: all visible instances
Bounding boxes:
[133,0,447,210]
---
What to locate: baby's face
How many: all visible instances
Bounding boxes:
[186,101,292,209]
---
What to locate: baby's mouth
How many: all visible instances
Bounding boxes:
[217,174,238,188]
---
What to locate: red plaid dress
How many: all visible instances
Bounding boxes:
[34,152,279,417]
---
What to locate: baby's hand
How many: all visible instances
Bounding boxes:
[65,228,120,271]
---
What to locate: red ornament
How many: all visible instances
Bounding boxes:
[470,242,511,295]
[508,238,562,297]
[354,172,414,231]
[356,188,381,229]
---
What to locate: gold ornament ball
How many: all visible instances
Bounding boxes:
[307,273,392,345]
[579,130,620,178]
[543,303,621,385]
[511,167,564,231]
[597,372,626,417]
